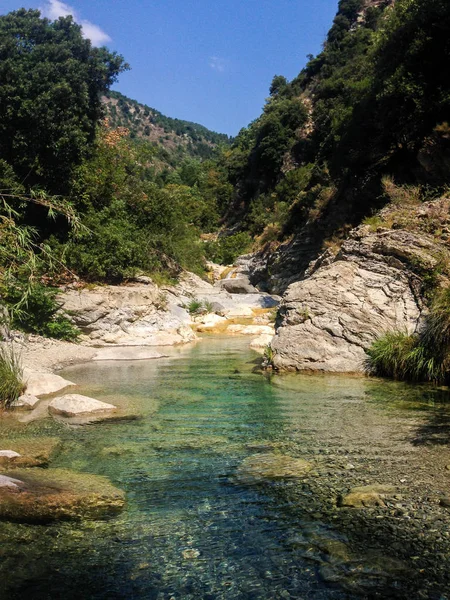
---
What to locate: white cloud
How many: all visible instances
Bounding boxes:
[209,56,227,73]
[78,20,111,46]
[40,0,111,46]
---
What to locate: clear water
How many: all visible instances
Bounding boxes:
[1,337,450,599]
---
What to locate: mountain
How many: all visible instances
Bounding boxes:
[212,0,450,286]
[102,91,230,161]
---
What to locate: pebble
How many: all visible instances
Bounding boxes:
[182,549,200,560]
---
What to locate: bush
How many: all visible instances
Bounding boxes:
[366,287,450,384]
[366,331,418,380]
[4,283,80,341]
[204,232,252,265]
[0,344,25,409]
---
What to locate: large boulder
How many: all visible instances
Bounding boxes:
[270,228,445,372]
[0,468,125,522]
[220,279,258,294]
[59,283,196,347]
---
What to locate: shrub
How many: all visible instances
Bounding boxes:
[367,288,450,384]
[0,344,25,409]
[366,331,418,380]
[185,299,203,315]
[204,232,252,265]
[4,283,80,341]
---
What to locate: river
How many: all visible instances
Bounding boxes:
[1,337,450,599]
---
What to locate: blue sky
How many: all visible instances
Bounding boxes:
[2,0,339,136]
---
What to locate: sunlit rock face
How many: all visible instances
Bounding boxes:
[271,225,447,373]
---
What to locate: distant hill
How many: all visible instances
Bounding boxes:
[102,91,231,160]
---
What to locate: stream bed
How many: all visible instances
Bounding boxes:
[1,337,450,599]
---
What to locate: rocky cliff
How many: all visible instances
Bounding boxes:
[268,199,450,372]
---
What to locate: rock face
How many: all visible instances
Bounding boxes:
[60,282,196,347]
[0,468,125,522]
[270,227,445,373]
[48,394,116,418]
[57,273,280,347]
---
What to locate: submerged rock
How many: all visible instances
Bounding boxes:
[339,484,397,508]
[235,453,313,484]
[0,437,61,469]
[0,468,125,522]
[48,394,116,418]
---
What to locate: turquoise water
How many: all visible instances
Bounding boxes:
[1,337,450,599]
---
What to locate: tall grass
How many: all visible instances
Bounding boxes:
[0,343,25,409]
[366,331,418,380]
[366,287,450,384]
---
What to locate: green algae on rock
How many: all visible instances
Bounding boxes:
[235,453,313,484]
[338,484,398,508]
[0,437,61,470]
[0,468,125,522]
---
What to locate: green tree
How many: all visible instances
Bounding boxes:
[0,9,128,195]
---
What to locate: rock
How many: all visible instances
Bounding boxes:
[0,451,21,459]
[92,347,167,361]
[0,475,24,490]
[11,394,40,410]
[24,371,75,397]
[0,468,125,522]
[0,437,61,469]
[235,453,313,484]
[194,313,228,328]
[250,333,274,351]
[222,305,255,318]
[59,283,197,347]
[227,325,275,336]
[271,228,434,372]
[440,496,450,508]
[209,301,226,314]
[339,484,397,508]
[220,279,258,294]
[48,394,117,418]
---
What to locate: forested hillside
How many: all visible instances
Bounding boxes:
[0,8,232,339]
[103,91,229,159]
[0,0,449,347]
[213,0,450,254]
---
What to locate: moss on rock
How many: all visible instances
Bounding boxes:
[0,468,125,522]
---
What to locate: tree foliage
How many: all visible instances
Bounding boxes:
[0,9,128,194]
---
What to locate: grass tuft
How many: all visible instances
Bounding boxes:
[0,344,25,409]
